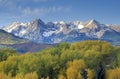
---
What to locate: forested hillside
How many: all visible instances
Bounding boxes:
[0,40,120,79]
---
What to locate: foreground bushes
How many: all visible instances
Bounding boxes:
[106,68,120,79]
[0,40,120,79]
[0,72,38,79]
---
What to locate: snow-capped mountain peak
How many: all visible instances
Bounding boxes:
[89,19,99,24]
[1,19,120,45]
[32,19,45,25]
[85,19,101,29]
[3,22,23,33]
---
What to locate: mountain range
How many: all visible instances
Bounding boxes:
[1,19,120,45]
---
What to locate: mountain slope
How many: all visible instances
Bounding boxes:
[109,24,120,32]
[1,19,120,45]
[0,29,27,44]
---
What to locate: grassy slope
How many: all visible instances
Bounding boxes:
[0,29,27,44]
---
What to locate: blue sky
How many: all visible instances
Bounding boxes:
[0,0,120,26]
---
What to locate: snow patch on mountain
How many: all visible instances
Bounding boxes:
[59,21,65,24]
[78,24,84,29]
[43,31,56,37]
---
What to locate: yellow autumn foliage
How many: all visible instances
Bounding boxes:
[106,68,120,79]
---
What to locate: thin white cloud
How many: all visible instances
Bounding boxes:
[0,0,18,11]
[0,0,71,19]
[0,6,71,19]
[21,6,71,16]
[0,0,60,13]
